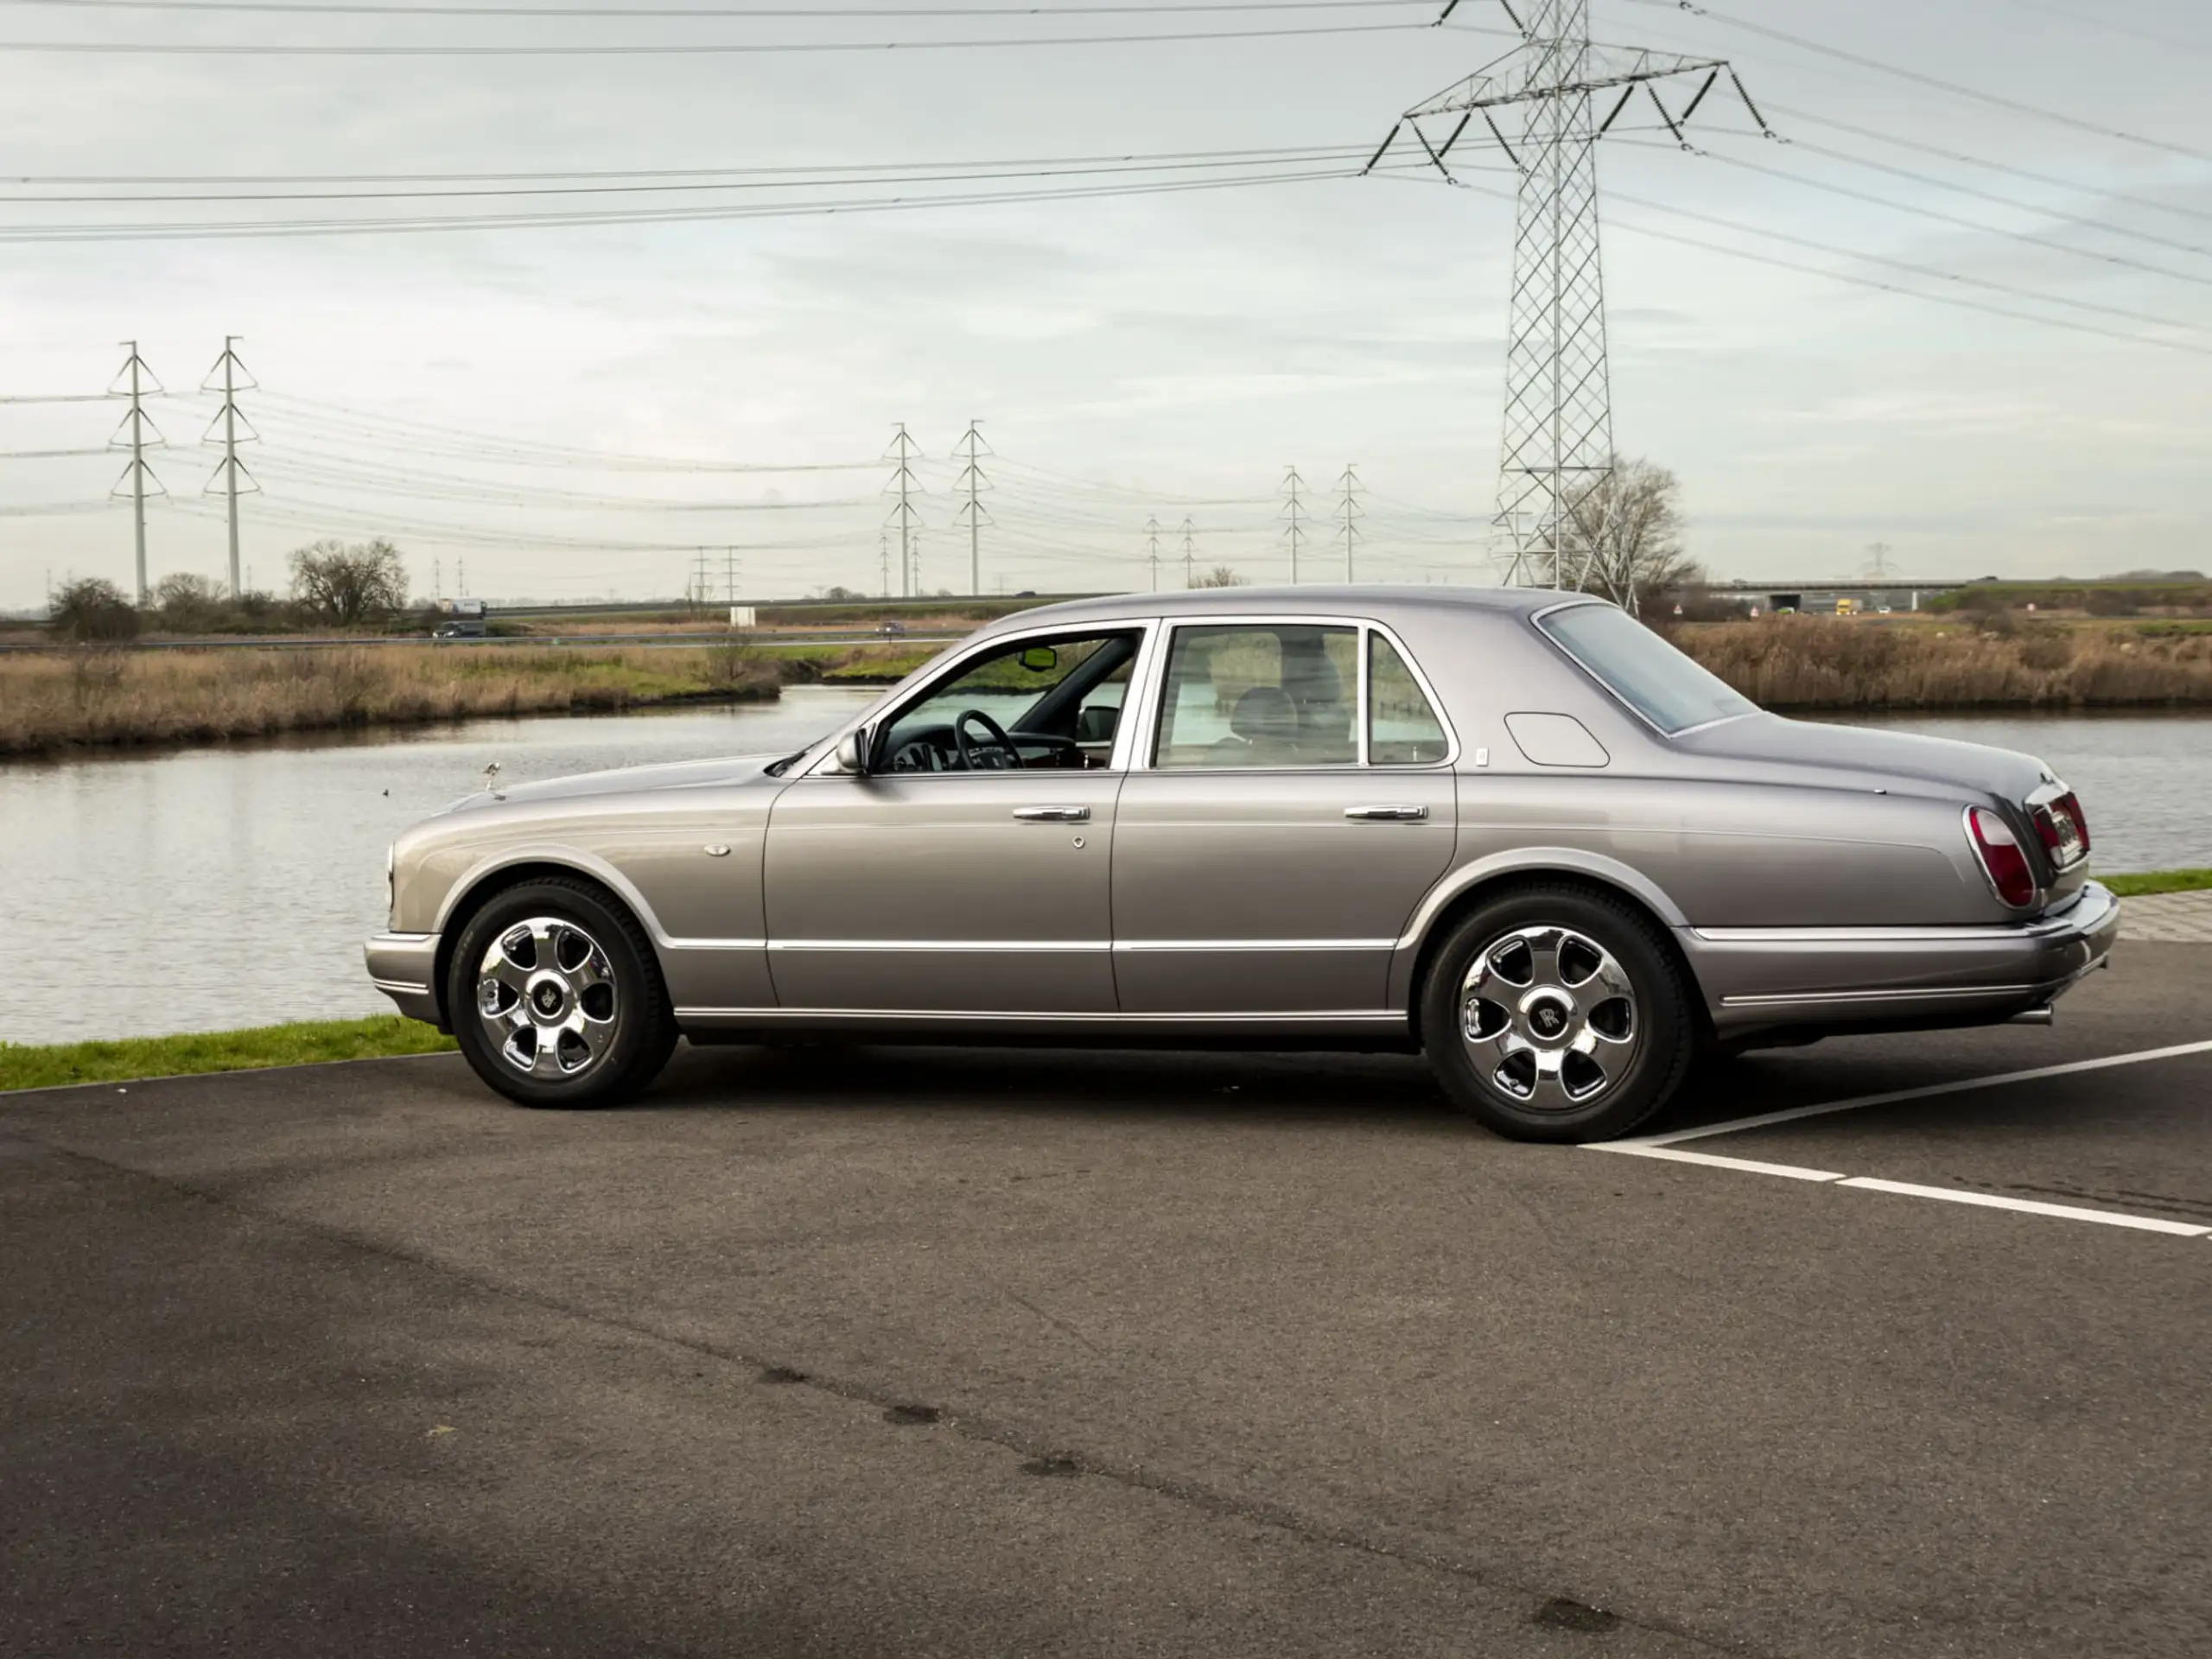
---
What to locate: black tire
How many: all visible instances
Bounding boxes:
[1419,882,1694,1143]
[446,876,678,1109]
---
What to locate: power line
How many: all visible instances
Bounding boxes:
[9,142,1376,188]
[11,0,1430,15]
[1614,1,2212,164]
[1697,148,2212,292]
[2,148,1378,205]
[0,164,1362,242]
[0,19,1439,53]
[1995,0,2212,57]
[1763,103,2212,232]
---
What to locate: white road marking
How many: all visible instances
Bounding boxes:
[1836,1178,2210,1237]
[1584,1037,2212,1240]
[1623,1038,2212,1148]
[1595,1143,1846,1182]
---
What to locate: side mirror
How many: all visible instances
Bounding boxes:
[834,729,870,776]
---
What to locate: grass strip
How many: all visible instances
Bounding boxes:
[0,1015,454,1094]
[2101,869,2212,898]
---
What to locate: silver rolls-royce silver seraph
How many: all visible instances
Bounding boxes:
[365,588,2117,1141]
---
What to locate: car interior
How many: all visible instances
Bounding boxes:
[874,631,1141,772]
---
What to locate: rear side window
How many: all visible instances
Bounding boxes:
[1537,603,1753,735]
[1368,634,1449,764]
[1154,625,1359,768]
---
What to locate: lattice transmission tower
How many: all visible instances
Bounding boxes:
[1367,1,1769,588]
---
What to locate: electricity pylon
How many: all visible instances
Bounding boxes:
[1281,467,1309,583]
[950,421,992,596]
[1336,464,1363,582]
[1366,0,1769,588]
[1178,517,1196,588]
[108,342,166,603]
[1144,516,1163,592]
[200,336,259,598]
[882,423,924,600]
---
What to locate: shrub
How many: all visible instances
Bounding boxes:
[47,577,139,643]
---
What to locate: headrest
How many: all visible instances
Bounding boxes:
[1229,683,1297,742]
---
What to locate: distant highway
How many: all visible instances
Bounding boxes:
[0,630,964,655]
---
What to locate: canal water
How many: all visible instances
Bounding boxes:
[3,701,2205,1047]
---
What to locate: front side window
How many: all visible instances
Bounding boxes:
[876,630,1140,772]
[1369,633,1449,764]
[1154,625,1359,768]
[1537,602,1754,735]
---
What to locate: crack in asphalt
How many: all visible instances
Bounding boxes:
[2,1120,1775,1659]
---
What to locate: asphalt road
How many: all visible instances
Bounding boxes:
[5,944,2209,1657]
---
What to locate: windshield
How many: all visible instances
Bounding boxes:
[1536,603,1755,735]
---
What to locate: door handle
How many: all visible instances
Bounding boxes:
[1013,805,1092,823]
[1344,804,1428,822]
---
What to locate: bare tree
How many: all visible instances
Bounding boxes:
[1561,456,1701,614]
[47,576,140,643]
[289,538,410,627]
[152,572,229,632]
[1191,565,1248,589]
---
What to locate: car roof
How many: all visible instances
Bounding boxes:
[974,584,1597,637]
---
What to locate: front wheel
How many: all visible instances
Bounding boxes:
[448,877,677,1109]
[1420,884,1694,1142]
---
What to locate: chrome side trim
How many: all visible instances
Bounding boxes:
[1111,938,1396,953]
[676,1006,1407,1024]
[664,937,769,951]
[766,938,1113,953]
[1719,985,2034,1009]
[1695,925,2037,945]
[370,976,429,996]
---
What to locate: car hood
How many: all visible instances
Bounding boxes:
[1672,712,2055,799]
[445,751,790,814]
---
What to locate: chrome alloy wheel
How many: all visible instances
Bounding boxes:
[1459,925,1641,1111]
[474,916,620,1079]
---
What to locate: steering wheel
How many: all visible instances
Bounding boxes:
[953,709,1023,772]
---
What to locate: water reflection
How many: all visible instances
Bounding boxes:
[3,690,877,1046]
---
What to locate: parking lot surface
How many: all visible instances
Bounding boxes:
[5,941,2209,1657]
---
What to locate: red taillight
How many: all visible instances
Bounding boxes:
[1968,807,2037,907]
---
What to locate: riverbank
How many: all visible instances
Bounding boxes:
[1676,616,2212,710]
[0,644,785,759]
[0,1015,454,1094]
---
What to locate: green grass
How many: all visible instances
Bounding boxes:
[2101,869,2212,898]
[0,1015,454,1094]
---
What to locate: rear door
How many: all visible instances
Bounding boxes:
[1110,619,1459,1014]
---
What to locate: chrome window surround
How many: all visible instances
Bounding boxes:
[798,620,1165,779]
[1529,598,1758,741]
[1123,613,1460,773]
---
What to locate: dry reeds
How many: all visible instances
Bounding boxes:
[0,644,780,758]
[1675,618,2212,710]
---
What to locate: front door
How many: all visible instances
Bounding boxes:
[1111,620,1459,1014]
[761,627,1144,1014]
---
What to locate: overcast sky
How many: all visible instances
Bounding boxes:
[2,0,2208,608]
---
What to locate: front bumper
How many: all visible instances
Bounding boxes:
[365,931,442,1027]
[1682,880,2121,1037]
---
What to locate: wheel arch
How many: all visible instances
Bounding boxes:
[429,852,668,1028]
[1394,852,1711,1050]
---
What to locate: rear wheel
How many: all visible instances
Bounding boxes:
[447,877,677,1109]
[1420,884,1693,1142]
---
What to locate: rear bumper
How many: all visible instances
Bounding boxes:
[1681,880,2120,1037]
[364,931,442,1026]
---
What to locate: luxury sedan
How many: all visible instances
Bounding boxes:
[366,588,2117,1141]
